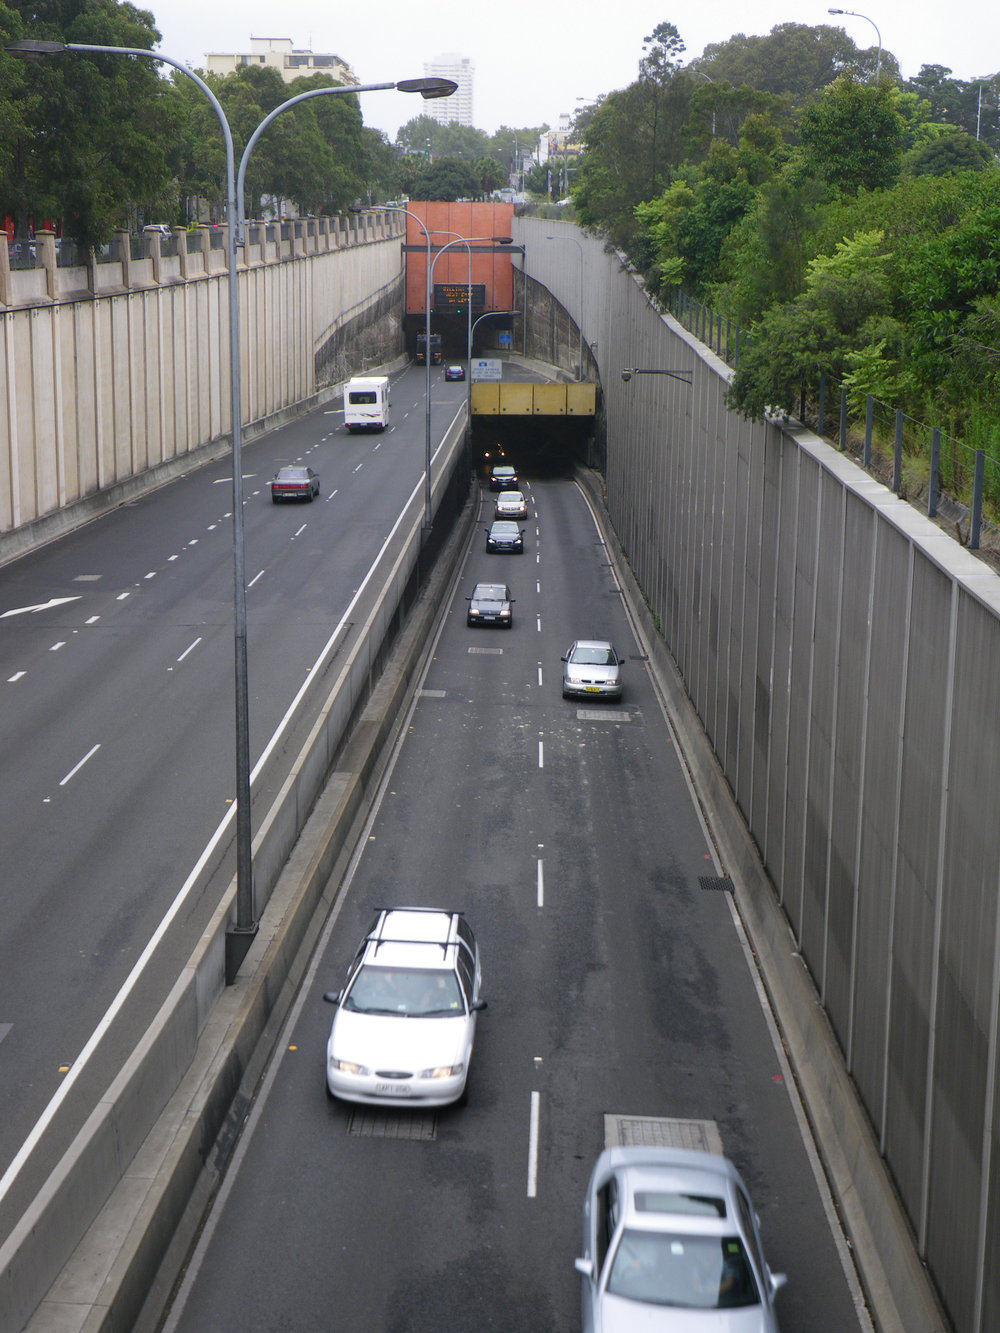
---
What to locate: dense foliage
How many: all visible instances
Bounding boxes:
[570,18,1000,440]
[0,0,546,242]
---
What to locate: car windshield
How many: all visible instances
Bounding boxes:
[572,645,616,666]
[344,966,464,1016]
[475,586,507,601]
[493,523,518,533]
[605,1230,759,1310]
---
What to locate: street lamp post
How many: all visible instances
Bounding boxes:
[545,234,585,381]
[424,235,513,526]
[827,8,882,79]
[7,38,455,980]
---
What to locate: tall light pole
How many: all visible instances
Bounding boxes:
[827,8,882,79]
[545,234,585,381]
[425,234,513,526]
[7,38,455,980]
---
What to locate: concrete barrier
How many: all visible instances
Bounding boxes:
[1,407,472,1333]
[575,467,947,1333]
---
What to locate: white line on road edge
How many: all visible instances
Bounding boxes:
[0,469,430,1210]
[60,744,100,787]
[527,1091,540,1198]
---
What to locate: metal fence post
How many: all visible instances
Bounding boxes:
[893,410,903,493]
[839,388,848,451]
[864,395,873,468]
[928,427,940,518]
[971,449,985,548]
[818,370,826,437]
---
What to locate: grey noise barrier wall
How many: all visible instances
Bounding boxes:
[535,217,997,1333]
[0,410,471,1333]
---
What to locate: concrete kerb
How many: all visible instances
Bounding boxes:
[22,455,477,1333]
[6,413,468,1333]
[574,466,948,1333]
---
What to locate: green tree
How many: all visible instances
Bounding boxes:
[902,128,993,177]
[697,22,868,101]
[3,0,176,246]
[475,155,507,196]
[728,229,895,418]
[409,156,479,201]
[799,76,904,194]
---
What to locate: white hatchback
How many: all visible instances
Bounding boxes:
[323,908,486,1107]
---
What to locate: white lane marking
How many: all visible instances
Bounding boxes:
[247,570,265,589]
[86,616,100,625]
[353,463,364,473]
[536,581,540,593]
[327,489,338,501]
[538,738,544,768]
[527,1091,541,1198]
[117,592,130,600]
[537,664,543,687]
[536,615,541,632]
[144,572,156,580]
[537,859,544,908]
[188,539,198,546]
[1,596,82,619]
[168,555,179,562]
[177,638,202,663]
[60,744,100,786]
[8,672,25,683]
[49,642,65,652]
[0,463,433,1210]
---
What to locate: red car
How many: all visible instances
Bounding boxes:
[270,466,320,503]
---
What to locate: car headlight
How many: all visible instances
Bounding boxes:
[420,1063,464,1079]
[470,609,480,616]
[331,1058,370,1076]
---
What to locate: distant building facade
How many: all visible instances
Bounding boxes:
[204,37,356,86]
[423,53,474,126]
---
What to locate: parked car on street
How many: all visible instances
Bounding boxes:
[323,908,486,1108]
[270,466,320,502]
[575,1147,786,1331]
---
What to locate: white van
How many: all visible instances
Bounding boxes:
[344,376,390,432]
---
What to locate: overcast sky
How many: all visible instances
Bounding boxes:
[146,0,1000,140]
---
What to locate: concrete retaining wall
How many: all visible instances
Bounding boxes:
[518,217,995,1333]
[0,214,405,554]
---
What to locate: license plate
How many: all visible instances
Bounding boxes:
[375,1082,411,1096]
[585,685,601,693]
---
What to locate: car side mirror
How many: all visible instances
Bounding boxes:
[471,998,488,1011]
[561,655,568,662]
[322,990,342,1005]
[770,1271,788,1295]
[574,1257,594,1279]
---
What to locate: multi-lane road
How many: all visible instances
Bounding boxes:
[159,471,872,1332]
[0,363,467,1233]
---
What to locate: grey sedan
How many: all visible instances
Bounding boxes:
[486,520,524,553]
[466,582,514,628]
[575,1147,786,1331]
[562,640,624,699]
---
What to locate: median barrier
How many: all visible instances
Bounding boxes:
[1,405,473,1333]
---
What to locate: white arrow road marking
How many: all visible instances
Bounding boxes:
[1,596,82,619]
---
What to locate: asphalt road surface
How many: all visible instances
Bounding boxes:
[0,362,468,1233]
[161,474,871,1333]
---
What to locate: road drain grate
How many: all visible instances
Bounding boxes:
[699,876,734,893]
[604,1115,723,1154]
[576,710,632,722]
[347,1109,437,1140]
[467,646,503,655]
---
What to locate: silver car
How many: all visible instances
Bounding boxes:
[575,1147,786,1331]
[562,639,624,699]
[494,489,528,520]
